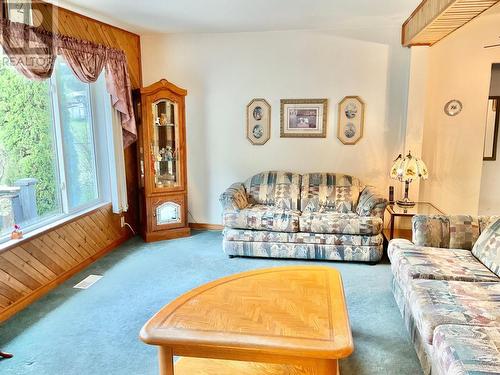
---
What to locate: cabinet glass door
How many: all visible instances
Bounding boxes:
[151,99,180,188]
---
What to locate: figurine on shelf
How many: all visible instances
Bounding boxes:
[165,146,175,179]
[158,147,166,162]
[11,224,22,240]
[160,113,169,126]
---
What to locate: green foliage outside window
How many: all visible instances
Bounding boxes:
[0,64,58,216]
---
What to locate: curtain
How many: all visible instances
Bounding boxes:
[58,36,106,82]
[107,106,129,214]
[0,19,55,79]
[0,19,137,147]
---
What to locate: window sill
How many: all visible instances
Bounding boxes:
[0,202,113,254]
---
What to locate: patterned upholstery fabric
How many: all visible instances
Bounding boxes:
[432,325,500,375]
[223,228,383,246]
[223,240,383,263]
[472,218,500,277]
[223,205,300,232]
[408,279,500,345]
[355,185,388,220]
[413,215,450,249]
[389,217,500,375]
[299,212,383,235]
[219,182,249,211]
[392,277,433,375]
[244,171,301,210]
[300,173,361,213]
[388,239,499,286]
[220,171,385,263]
[412,215,487,250]
[479,215,500,232]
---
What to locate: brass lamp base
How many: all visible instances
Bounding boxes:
[396,198,416,207]
[396,180,416,207]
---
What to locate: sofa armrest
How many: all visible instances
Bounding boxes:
[412,214,480,250]
[356,186,388,220]
[219,182,249,212]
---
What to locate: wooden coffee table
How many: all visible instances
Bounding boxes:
[140,266,353,374]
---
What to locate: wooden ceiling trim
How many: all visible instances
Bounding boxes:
[402,0,500,46]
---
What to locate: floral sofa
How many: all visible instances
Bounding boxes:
[388,214,500,375]
[219,171,387,263]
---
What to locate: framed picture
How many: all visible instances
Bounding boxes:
[337,96,364,145]
[247,98,271,145]
[484,97,499,161]
[280,99,327,138]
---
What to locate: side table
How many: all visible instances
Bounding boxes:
[383,202,444,242]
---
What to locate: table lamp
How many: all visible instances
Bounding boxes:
[390,151,428,207]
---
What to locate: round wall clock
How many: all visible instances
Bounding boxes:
[444,100,463,116]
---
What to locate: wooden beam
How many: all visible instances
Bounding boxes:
[402,0,500,46]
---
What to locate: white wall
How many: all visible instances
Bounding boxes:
[404,46,429,203]
[416,4,500,215]
[479,64,500,215]
[141,30,410,224]
[480,158,500,215]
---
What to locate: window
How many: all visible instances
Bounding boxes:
[0,55,110,242]
[54,60,99,210]
[3,0,32,25]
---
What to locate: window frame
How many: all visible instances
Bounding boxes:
[50,64,103,214]
[0,60,110,245]
[3,0,33,25]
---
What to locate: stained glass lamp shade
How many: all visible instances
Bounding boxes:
[390,151,428,207]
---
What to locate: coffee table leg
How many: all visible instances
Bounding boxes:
[158,347,174,375]
[313,359,339,375]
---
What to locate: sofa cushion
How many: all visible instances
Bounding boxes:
[219,182,249,211]
[244,171,301,210]
[223,228,383,246]
[300,173,362,213]
[299,211,382,235]
[355,186,387,220]
[433,325,500,375]
[412,215,481,250]
[472,218,500,277]
[223,205,300,232]
[388,239,499,286]
[407,279,500,345]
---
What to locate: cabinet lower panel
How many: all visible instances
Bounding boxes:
[144,227,191,242]
[142,193,190,242]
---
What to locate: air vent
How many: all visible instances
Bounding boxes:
[73,275,103,289]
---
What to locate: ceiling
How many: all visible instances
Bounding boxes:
[54,0,422,42]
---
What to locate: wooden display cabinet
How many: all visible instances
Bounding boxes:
[134,79,190,242]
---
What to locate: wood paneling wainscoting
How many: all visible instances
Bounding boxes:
[0,205,129,322]
[0,4,142,322]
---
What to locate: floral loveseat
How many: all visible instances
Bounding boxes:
[388,214,500,375]
[219,171,387,263]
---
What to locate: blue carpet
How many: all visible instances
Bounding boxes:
[0,231,422,374]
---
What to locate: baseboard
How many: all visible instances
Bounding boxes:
[189,223,223,231]
[0,234,131,323]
